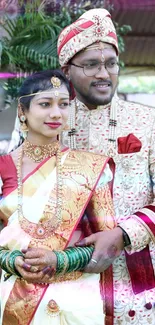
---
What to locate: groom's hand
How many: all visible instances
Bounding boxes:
[76,227,124,273]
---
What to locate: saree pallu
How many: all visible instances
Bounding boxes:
[0,149,116,325]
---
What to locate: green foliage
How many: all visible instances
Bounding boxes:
[119,76,155,94]
[0,0,132,99]
[115,23,132,54]
[1,11,61,71]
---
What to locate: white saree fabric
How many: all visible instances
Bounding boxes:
[31,273,104,325]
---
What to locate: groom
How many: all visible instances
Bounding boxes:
[57,8,155,325]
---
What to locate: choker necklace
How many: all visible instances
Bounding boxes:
[17,143,63,238]
[23,139,59,162]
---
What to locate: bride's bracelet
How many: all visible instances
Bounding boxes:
[0,247,24,279]
[54,246,94,275]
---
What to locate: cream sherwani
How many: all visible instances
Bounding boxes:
[62,96,155,324]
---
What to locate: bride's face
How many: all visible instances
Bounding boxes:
[25,84,70,143]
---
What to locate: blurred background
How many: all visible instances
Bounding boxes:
[0,0,155,154]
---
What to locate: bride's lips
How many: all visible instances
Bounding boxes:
[44,122,62,129]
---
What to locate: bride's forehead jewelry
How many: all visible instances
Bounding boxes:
[51,76,62,97]
[18,76,69,101]
[51,76,61,87]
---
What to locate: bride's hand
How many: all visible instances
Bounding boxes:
[15,249,56,283]
[14,255,25,276]
[22,247,57,272]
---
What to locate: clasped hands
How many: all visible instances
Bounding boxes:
[15,248,57,284]
[15,227,124,283]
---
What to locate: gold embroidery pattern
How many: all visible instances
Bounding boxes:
[19,151,109,241]
[86,184,116,232]
[3,280,46,325]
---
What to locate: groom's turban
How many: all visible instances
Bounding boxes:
[58,8,118,67]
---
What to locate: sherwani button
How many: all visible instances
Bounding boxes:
[91,140,99,147]
[144,302,152,310]
[128,310,136,317]
[122,160,130,168]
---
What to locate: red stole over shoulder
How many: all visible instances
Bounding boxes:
[125,206,155,295]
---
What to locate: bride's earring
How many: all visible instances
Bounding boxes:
[18,103,29,133]
[20,115,29,132]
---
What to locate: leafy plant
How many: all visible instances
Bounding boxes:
[0,0,131,99]
[1,11,61,71]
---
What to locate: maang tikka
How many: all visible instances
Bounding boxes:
[51,76,70,131]
[51,76,61,97]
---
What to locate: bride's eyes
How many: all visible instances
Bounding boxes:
[38,102,50,107]
[38,102,69,108]
[59,102,69,108]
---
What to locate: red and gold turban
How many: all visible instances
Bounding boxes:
[58,8,118,67]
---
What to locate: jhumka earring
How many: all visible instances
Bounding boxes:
[18,103,29,133]
[20,115,29,132]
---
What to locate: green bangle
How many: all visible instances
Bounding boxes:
[8,250,24,276]
[66,248,77,270]
[1,251,10,273]
[54,251,68,275]
[65,246,94,272]
[54,246,94,275]
[0,248,24,277]
[61,251,69,275]
[6,253,15,275]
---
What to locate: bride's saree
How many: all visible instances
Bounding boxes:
[0,150,115,325]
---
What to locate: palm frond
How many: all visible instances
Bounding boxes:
[11,39,59,70]
[3,19,17,38]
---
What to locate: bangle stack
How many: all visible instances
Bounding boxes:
[0,247,24,278]
[54,246,94,275]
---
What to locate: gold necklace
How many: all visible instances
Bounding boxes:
[17,143,63,238]
[23,139,59,163]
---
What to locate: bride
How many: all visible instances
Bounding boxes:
[0,69,116,325]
